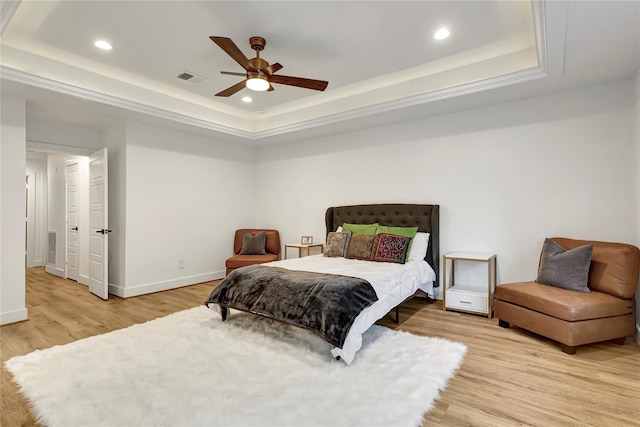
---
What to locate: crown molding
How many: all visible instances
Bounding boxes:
[0,0,21,37]
[531,0,548,73]
[251,66,548,141]
[1,65,255,140]
[3,64,547,143]
[251,1,550,141]
[1,4,549,142]
[0,0,555,142]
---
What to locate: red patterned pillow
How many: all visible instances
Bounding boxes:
[371,233,411,264]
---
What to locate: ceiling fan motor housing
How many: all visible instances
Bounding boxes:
[250,57,269,70]
[250,36,266,52]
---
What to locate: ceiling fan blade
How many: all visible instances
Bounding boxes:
[268,75,328,91]
[221,71,247,77]
[262,63,283,76]
[210,36,256,72]
[215,80,247,97]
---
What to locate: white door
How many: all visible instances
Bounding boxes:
[66,163,80,281]
[88,148,109,299]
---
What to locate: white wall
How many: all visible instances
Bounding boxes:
[1,95,27,325]
[256,79,637,295]
[636,70,640,245]
[114,121,257,297]
[103,124,127,288]
[27,120,101,151]
[6,77,639,319]
[632,70,640,341]
[13,114,261,300]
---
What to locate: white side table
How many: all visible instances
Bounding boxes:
[284,243,324,259]
[443,251,497,318]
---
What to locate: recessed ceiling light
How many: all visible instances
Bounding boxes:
[434,28,450,40]
[241,96,252,103]
[94,40,112,50]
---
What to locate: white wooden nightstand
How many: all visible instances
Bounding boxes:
[443,251,497,318]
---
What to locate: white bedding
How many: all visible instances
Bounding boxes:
[266,254,436,365]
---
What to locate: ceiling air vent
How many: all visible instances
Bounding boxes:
[176,70,206,84]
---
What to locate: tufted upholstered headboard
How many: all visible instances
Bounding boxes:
[325,204,440,287]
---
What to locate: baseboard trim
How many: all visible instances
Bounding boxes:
[78,274,90,287]
[108,271,224,298]
[45,265,65,278]
[1,307,28,325]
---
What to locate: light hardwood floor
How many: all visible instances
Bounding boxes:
[2,267,639,426]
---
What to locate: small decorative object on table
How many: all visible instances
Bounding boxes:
[301,235,313,244]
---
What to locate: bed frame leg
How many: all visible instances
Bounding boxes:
[394,307,399,324]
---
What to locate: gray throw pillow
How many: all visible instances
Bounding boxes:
[239,231,267,255]
[536,238,593,293]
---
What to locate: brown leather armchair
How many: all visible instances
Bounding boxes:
[225,229,280,276]
[495,237,640,354]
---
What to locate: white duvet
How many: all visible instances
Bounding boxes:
[265,254,436,365]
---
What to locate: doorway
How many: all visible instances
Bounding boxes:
[25,149,109,299]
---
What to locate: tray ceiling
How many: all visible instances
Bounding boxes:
[1,1,638,146]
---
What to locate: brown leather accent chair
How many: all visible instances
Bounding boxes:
[225,229,280,276]
[495,237,640,354]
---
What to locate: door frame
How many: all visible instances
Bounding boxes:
[25,146,109,299]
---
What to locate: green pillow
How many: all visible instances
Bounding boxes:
[376,226,418,260]
[341,223,379,235]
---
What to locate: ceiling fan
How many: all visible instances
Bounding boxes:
[210,36,329,97]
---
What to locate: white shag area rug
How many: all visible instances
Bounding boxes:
[6,306,466,427]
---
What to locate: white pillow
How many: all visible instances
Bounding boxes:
[408,232,430,262]
[336,225,343,232]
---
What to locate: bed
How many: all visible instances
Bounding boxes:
[206,203,440,364]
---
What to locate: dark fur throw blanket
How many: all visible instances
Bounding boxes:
[205,265,378,348]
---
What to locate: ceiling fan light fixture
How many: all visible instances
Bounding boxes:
[246,76,270,91]
[211,36,328,97]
